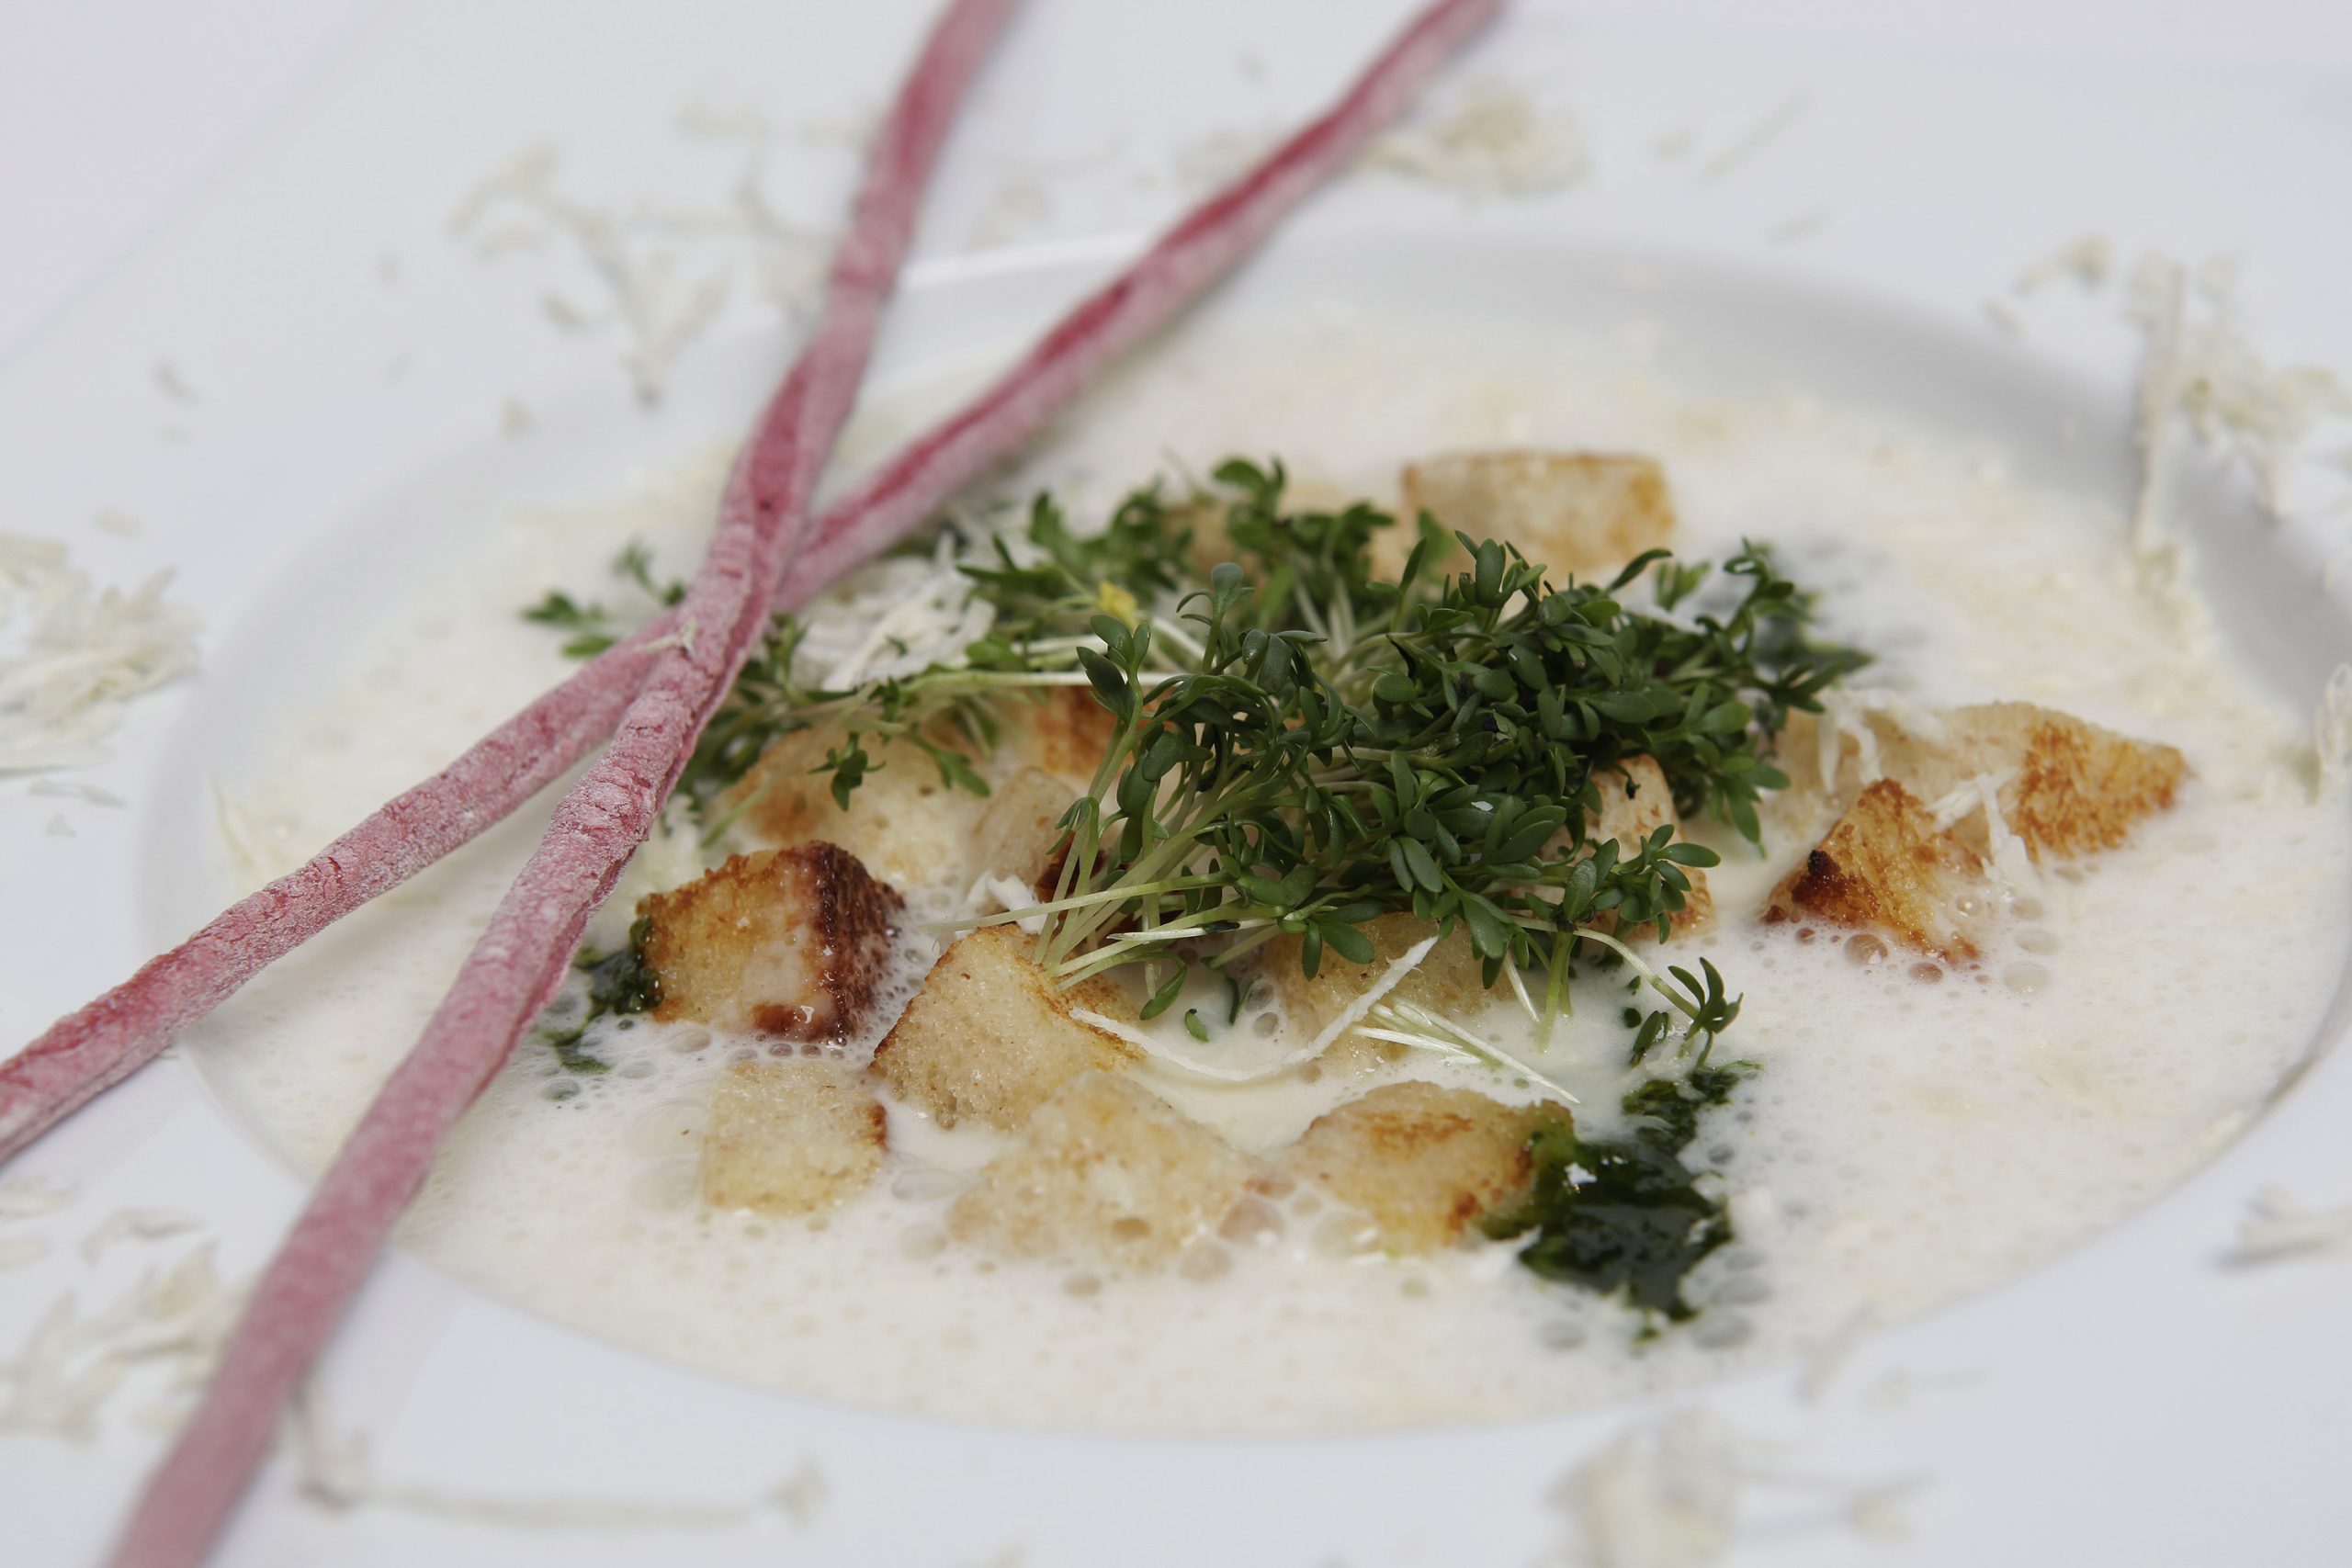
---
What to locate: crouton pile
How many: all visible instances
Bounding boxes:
[649,446,2195,1281]
[1767,702,2187,956]
[671,891,1572,1265]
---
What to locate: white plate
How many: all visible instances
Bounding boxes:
[7,4,2352,1564]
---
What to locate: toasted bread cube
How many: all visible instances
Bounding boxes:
[1000,686,1118,794]
[699,1056,887,1215]
[729,726,986,893]
[1881,703,2185,861]
[947,1071,1260,1270]
[971,765,1080,890]
[1263,911,1491,1050]
[1181,497,1239,575]
[1584,755,1714,940]
[1312,1031,1418,1079]
[1280,1081,1567,1254]
[1185,476,1355,576]
[639,843,903,1043]
[1387,451,1676,582]
[1763,779,1984,957]
[870,924,1140,1131]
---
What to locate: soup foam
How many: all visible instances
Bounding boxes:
[189,321,2351,1432]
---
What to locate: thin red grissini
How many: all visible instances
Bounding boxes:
[0,0,1502,1173]
[103,3,1019,1564]
[777,0,1505,606]
[0,615,670,1166]
[106,2,1505,1561]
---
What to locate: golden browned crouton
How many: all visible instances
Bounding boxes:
[639,843,902,1042]
[1762,779,1984,957]
[970,765,1079,890]
[728,725,986,892]
[1312,1032,1417,1078]
[2005,711,2185,857]
[869,924,1140,1131]
[700,1056,888,1215]
[1584,754,1714,940]
[1388,450,1676,582]
[1181,497,1239,576]
[1184,476,1355,576]
[1880,703,2186,861]
[1279,1081,1567,1254]
[1261,911,1491,1050]
[946,1071,1260,1271]
[1000,686,1118,794]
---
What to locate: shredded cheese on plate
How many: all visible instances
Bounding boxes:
[0,534,199,777]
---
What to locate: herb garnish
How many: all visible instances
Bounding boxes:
[526,462,1861,1049]
[526,459,1860,1320]
[539,915,662,1074]
[1483,1064,1747,1324]
[522,541,687,658]
[988,459,1859,1064]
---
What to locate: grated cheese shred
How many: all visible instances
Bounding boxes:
[2314,663,2352,798]
[1177,79,1589,203]
[1546,1409,1921,1567]
[2222,1184,2352,1268]
[0,1238,245,1442]
[2014,233,2114,296]
[292,1379,831,1532]
[0,534,199,777]
[1365,79,1592,199]
[1928,770,2034,892]
[1810,687,1948,793]
[2124,252,2352,567]
[450,123,832,402]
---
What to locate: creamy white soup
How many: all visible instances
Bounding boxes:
[191,320,2352,1434]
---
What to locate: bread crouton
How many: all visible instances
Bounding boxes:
[1312,1033,1414,1078]
[639,843,903,1043]
[999,687,1117,793]
[1186,476,1360,575]
[1387,450,1676,582]
[1181,496,1239,576]
[1262,911,1491,1052]
[947,1071,1259,1270]
[1584,755,1714,940]
[970,765,1079,890]
[1762,779,1984,957]
[869,924,1140,1131]
[728,725,986,893]
[1880,703,2186,861]
[699,1056,887,1215]
[1279,1081,1566,1254]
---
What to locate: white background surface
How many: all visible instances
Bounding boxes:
[6,3,2352,1565]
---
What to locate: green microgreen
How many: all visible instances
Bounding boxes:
[521,538,690,658]
[538,914,661,1073]
[523,458,1860,1322]
[1483,1062,1750,1325]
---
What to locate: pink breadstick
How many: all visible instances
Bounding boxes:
[99,3,1505,1562]
[104,5,1019,1565]
[0,0,1500,1173]
[0,614,673,1166]
[776,0,1506,608]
